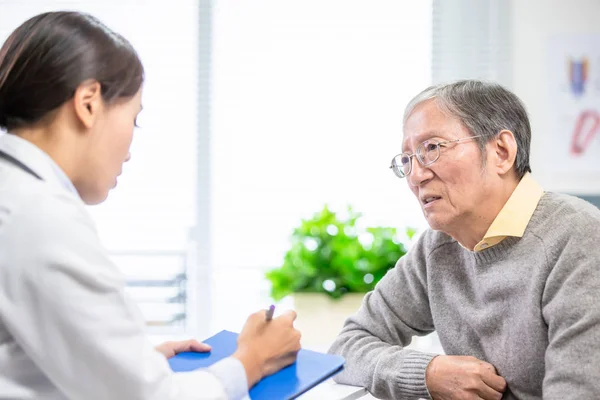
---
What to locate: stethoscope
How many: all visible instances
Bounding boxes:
[0,149,43,180]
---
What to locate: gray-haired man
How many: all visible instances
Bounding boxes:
[329,80,600,399]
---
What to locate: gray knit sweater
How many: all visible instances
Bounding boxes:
[329,192,600,399]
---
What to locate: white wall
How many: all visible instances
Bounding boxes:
[208,0,433,340]
[210,1,432,271]
[510,0,600,194]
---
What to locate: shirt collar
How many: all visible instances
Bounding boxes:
[0,133,80,197]
[474,172,544,251]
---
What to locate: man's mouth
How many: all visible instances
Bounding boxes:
[422,196,441,205]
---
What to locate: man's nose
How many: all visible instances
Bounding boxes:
[407,156,433,187]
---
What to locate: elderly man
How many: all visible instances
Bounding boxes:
[328,80,600,400]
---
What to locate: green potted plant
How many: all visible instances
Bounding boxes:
[265,205,415,350]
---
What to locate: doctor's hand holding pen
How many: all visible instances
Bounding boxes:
[154,305,300,389]
[234,305,302,388]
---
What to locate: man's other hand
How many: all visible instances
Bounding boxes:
[426,355,507,400]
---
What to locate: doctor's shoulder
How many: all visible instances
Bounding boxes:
[0,186,98,263]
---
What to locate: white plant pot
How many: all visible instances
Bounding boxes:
[292,292,365,352]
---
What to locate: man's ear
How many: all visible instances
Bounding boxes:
[72,80,103,129]
[493,129,518,176]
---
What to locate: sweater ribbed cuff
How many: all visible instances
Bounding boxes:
[396,351,437,399]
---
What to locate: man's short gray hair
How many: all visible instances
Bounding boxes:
[403,80,532,179]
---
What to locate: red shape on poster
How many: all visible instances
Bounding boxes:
[570,110,600,156]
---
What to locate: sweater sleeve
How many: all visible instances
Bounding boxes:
[541,217,600,399]
[328,233,439,400]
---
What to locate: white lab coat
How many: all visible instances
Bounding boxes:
[0,134,247,400]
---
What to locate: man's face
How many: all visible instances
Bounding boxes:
[402,99,494,234]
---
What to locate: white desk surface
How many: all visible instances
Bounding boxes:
[297,379,367,400]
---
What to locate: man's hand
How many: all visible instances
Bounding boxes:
[425,355,507,400]
[233,309,301,388]
[155,339,212,359]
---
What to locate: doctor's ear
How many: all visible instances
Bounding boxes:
[73,80,103,129]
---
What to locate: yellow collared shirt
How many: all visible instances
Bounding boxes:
[474,173,544,252]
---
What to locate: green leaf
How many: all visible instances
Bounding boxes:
[265,205,413,300]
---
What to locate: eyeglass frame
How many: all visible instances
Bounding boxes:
[389,134,487,178]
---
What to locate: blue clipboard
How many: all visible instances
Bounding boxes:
[168,330,345,400]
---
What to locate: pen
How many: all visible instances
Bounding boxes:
[265,304,275,321]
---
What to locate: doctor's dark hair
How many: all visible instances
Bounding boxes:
[0,11,144,132]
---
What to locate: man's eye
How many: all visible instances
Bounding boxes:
[425,143,438,151]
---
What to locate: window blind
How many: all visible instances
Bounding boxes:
[432,0,511,86]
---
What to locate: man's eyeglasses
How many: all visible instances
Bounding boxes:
[389,135,486,178]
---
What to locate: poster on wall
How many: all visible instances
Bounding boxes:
[547,36,600,178]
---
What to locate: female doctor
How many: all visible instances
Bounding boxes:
[0,11,300,400]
